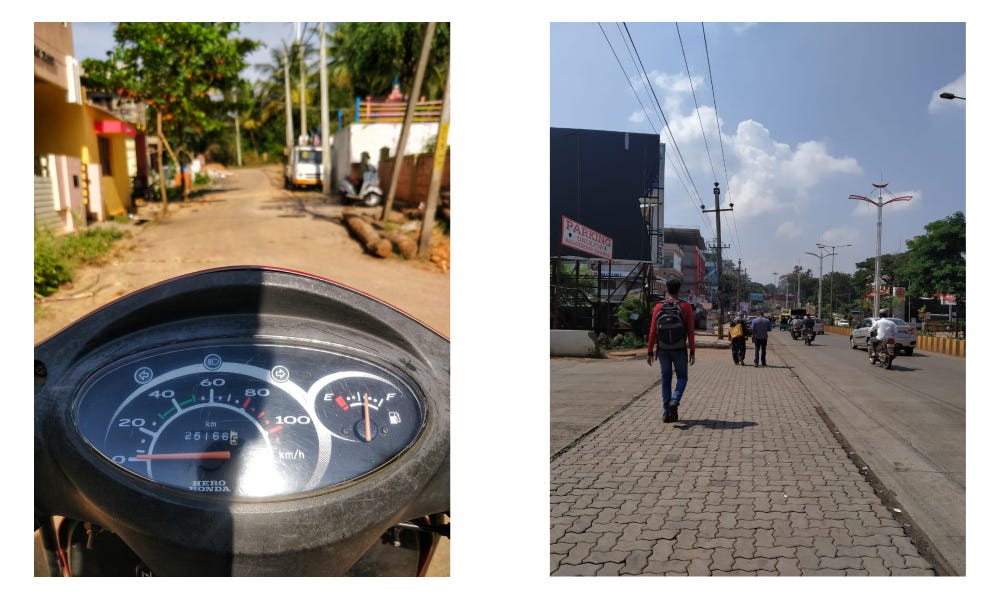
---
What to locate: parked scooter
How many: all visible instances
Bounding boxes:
[34,267,449,576]
[868,333,896,369]
[339,162,383,207]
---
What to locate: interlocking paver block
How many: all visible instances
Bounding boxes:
[820,557,864,570]
[550,350,937,577]
[711,547,735,570]
[553,563,602,576]
[595,563,623,576]
[776,557,801,575]
[862,556,891,575]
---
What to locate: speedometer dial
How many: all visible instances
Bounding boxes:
[73,343,426,498]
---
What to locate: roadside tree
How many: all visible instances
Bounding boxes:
[82,22,258,208]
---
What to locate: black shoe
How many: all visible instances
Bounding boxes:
[761,362,767,367]
[662,414,669,423]
[666,405,678,423]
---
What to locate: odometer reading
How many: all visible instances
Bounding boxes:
[74,343,426,498]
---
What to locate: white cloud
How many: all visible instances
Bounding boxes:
[628,110,645,124]
[732,23,759,35]
[819,226,863,248]
[639,70,861,220]
[929,73,966,113]
[776,221,802,239]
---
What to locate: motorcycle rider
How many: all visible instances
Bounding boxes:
[868,308,898,357]
[802,314,815,334]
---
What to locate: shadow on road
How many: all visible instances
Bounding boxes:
[674,419,758,431]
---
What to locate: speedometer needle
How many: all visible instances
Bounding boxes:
[363,393,372,442]
[135,451,232,460]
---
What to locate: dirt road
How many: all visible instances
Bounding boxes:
[34,166,450,343]
[34,165,451,576]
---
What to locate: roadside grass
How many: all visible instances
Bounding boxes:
[34,226,126,299]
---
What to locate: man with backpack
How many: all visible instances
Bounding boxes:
[646,279,696,423]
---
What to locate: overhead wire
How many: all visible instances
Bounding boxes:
[701,23,744,264]
[598,23,706,230]
[622,23,706,212]
[676,23,717,184]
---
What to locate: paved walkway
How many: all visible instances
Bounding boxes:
[550,345,936,576]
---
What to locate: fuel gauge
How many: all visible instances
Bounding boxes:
[309,370,424,471]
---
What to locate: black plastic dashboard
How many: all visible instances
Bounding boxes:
[34,267,449,575]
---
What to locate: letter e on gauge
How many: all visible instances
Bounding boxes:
[561,216,613,260]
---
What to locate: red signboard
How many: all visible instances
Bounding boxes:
[560,216,613,260]
[941,293,957,306]
[94,120,137,137]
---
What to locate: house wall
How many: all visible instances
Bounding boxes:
[333,122,441,182]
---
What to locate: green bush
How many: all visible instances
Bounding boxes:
[34,229,72,297]
[34,227,124,297]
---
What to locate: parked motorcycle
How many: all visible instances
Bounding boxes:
[339,168,384,207]
[868,334,896,369]
[803,328,815,346]
[34,267,449,576]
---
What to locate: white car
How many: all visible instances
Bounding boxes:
[850,317,917,355]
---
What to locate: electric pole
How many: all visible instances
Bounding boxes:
[319,22,330,194]
[702,182,732,339]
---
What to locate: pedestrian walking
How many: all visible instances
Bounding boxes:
[728,313,747,365]
[751,312,772,367]
[647,279,696,423]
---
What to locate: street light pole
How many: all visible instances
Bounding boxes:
[849,183,911,317]
[796,264,802,309]
[939,92,966,101]
[805,246,834,324]
[818,243,850,322]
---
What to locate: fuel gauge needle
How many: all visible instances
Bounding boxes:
[135,451,232,460]
[363,393,372,442]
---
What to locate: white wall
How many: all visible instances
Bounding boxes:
[333,122,441,180]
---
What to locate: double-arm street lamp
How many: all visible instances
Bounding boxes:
[849,183,911,317]
[805,245,836,324]
[817,243,851,321]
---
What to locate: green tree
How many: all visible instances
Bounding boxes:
[899,211,965,299]
[331,23,450,101]
[82,23,258,207]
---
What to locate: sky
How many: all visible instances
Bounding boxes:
[551,22,966,293]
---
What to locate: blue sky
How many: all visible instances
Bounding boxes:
[551,22,966,291]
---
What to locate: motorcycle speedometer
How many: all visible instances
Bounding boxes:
[73,342,426,498]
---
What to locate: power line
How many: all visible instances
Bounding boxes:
[701,23,743,261]
[596,23,659,136]
[676,23,716,183]
[597,23,704,225]
[622,23,705,210]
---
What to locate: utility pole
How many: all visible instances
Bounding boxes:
[796,264,802,309]
[297,22,307,143]
[319,22,330,194]
[849,182,911,317]
[735,258,742,315]
[419,62,449,256]
[283,43,293,151]
[702,182,732,339]
[382,22,436,223]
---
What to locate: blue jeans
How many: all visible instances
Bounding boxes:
[657,348,688,415]
[753,337,767,364]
